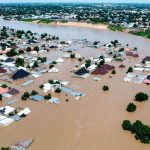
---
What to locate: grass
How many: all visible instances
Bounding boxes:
[21,18,54,24]
[37,19,54,24]
[132,31,150,39]
[108,24,126,31]
[21,18,36,22]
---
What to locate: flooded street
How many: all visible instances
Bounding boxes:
[0,18,150,150]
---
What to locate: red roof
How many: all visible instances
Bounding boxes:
[143,56,150,62]
[119,64,125,68]
[0,87,8,94]
[0,68,7,73]
[92,67,108,75]
[126,52,139,58]
[102,64,115,70]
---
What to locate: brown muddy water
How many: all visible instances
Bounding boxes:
[0,18,150,150]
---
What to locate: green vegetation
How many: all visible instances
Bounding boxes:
[31,90,38,96]
[102,85,109,91]
[70,53,75,58]
[21,92,30,100]
[52,61,57,64]
[85,59,91,68]
[38,19,54,24]
[90,18,107,24]
[135,92,149,102]
[44,93,51,100]
[37,57,47,63]
[111,70,116,74]
[21,18,55,24]
[1,147,10,150]
[26,47,31,52]
[20,113,27,117]
[15,58,25,67]
[119,48,124,52]
[1,84,8,88]
[9,110,17,117]
[122,120,150,144]
[34,46,39,52]
[108,25,126,32]
[6,49,17,57]
[0,94,2,101]
[21,18,36,22]
[32,61,39,68]
[39,84,44,89]
[127,67,133,73]
[55,88,61,93]
[132,31,150,39]
[126,103,136,112]
[49,65,54,69]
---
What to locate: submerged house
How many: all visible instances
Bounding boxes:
[12,69,30,80]
[0,67,7,74]
[92,64,115,75]
[5,58,14,63]
[143,56,150,62]
[92,67,108,75]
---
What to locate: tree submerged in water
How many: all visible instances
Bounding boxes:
[102,85,109,91]
[135,92,149,102]
[126,103,136,112]
[122,120,150,144]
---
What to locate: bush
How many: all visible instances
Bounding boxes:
[1,84,8,88]
[111,70,116,74]
[126,103,136,112]
[23,92,30,98]
[52,61,57,64]
[55,88,61,93]
[9,112,15,117]
[34,46,39,52]
[15,58,24,67]
[26,47,31,52]
[21,92,30,100]
[44,93,51,100]
[31,90,38,96]
[0,94,2,101]
[135,92,149,102]
[127,67,133,73]
[1,147,10,150]
[6,49,17,57]
[21,96,27,100]
[85,60,91,68]
[49,65,54,69]
[32,61,38,68]
[20,113,27,117]
[39,84,44,89]
[70,53,75,58]
[102,86,109,91]
[78,58,82,61]
[49,80,54,84]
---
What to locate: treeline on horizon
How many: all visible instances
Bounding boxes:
[1,3,150,16]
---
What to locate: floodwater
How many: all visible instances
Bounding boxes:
[0,18,150,150]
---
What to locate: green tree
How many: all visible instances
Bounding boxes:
[55,88,61,93]
[15,58,24,67]
[122,120,132,130]
[102,86,109,91]
[126,103,136,112]
[127,67,133,73]
[0,94,2,101]
[135,92,149,102]
[111,70,116,74]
